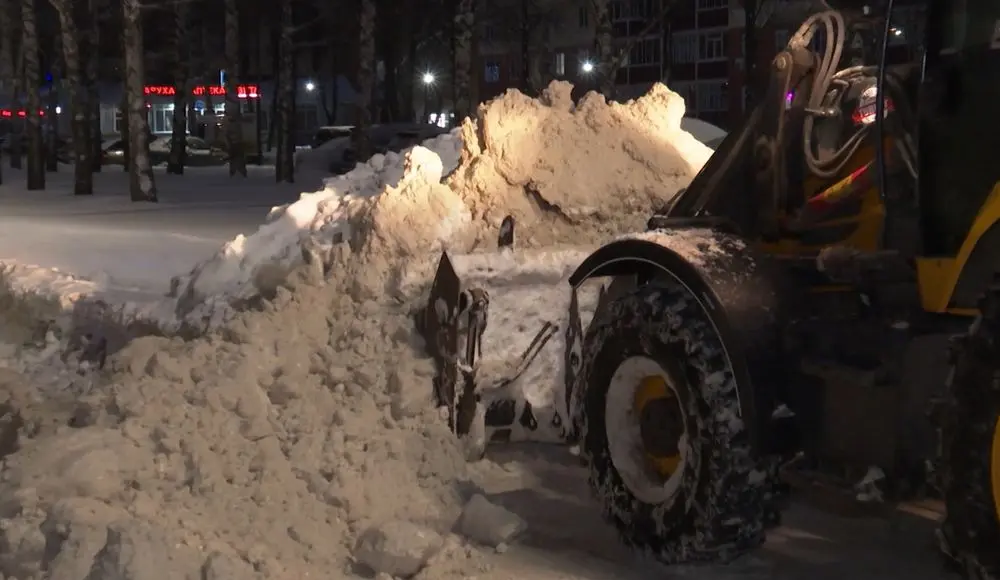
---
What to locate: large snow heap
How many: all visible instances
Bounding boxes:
[169,81,711,328]
[0,81,712,579]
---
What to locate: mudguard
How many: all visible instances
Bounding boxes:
[568,227,791,454]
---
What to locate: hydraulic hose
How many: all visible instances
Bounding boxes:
[792,10,872,180]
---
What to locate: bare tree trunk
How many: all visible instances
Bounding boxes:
[9,72,22,169]
[86,0,101,172]
[400,0,416,122]
[265,19,277,151]
[166,0,188,174]
[590,0,615,98]
[275,0,293,183]
[253,11,263,161]
[200,25,215,137]
[519,0,530,92]
[352,0,375,160]
[744,0,758,110]
[122,0,156,202]
[452,0,475,121]
[223,0,246,176]
[45,34,60,172]
[6,0,22,171]
[119,94,128,168]
[20,0,43,189]
[51,0,92,193]
[0,0,14,184]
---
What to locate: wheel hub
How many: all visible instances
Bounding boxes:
[634,375,684,478]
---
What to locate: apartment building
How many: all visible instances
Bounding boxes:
[477,0,668,102]
[665,0,812,128]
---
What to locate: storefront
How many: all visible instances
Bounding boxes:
[4,76,358,147]
[99,84,261,136]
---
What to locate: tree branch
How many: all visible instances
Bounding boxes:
[608,0,674,74]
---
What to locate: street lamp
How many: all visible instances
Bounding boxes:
[421,72,436,124]
[581,61,595,74]
[305,81,316,92]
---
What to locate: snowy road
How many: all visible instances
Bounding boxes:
[467,445,957,580]
[0,166,326,288]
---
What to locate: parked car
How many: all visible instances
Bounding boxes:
[312,125,354,149]
[0,133,72,163]
[298,123,448,175]
[101,135,228,166]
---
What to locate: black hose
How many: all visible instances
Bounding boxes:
[875,0,895,207]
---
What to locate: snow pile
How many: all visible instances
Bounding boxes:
[0,269,477,578]
[0,81,713,578]
[170,81,710,328]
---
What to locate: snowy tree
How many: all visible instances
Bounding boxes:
[85,0,102,172]
[49,0,93,194]
[166,0,188,175]
[352,0,375,160]
[44,34,61,173]
[452,0,476,122]
[20,0,44,189]
[223,0,247,177]
[590,0,681,100]
[3,0,23,171]
[0,0,14,185]
[122,0,156,202]
[275,0,294,183]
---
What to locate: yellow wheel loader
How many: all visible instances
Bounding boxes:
[419,0,1000,577]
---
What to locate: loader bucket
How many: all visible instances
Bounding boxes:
[416,216,582,446]
[415,251,479,436]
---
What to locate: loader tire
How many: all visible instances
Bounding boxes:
[939,281,1000,580]
[575,278,767,564]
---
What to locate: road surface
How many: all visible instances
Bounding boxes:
[470,445,958,580]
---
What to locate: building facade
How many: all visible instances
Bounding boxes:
[476,0,668,103]
[472,0,927,130]
[668,0,927,129]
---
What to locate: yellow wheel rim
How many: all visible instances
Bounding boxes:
[633,375,682,477]
[991,414,1000,524]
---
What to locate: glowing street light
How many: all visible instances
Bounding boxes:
[305,81,316,92]
[581,61,595,74]
[422,72,435,85]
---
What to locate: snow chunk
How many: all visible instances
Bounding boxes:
[353,520,444,577]
[457,494,527,548]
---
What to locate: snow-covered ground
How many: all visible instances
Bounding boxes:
[0,165,324,290]
[0,83,957,579]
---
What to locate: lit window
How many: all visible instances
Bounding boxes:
[554,53,566,76]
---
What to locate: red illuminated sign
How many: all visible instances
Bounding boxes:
[0,109,45,118]
[143,85,259,98]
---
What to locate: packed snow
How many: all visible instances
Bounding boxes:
[0,81,950,580]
